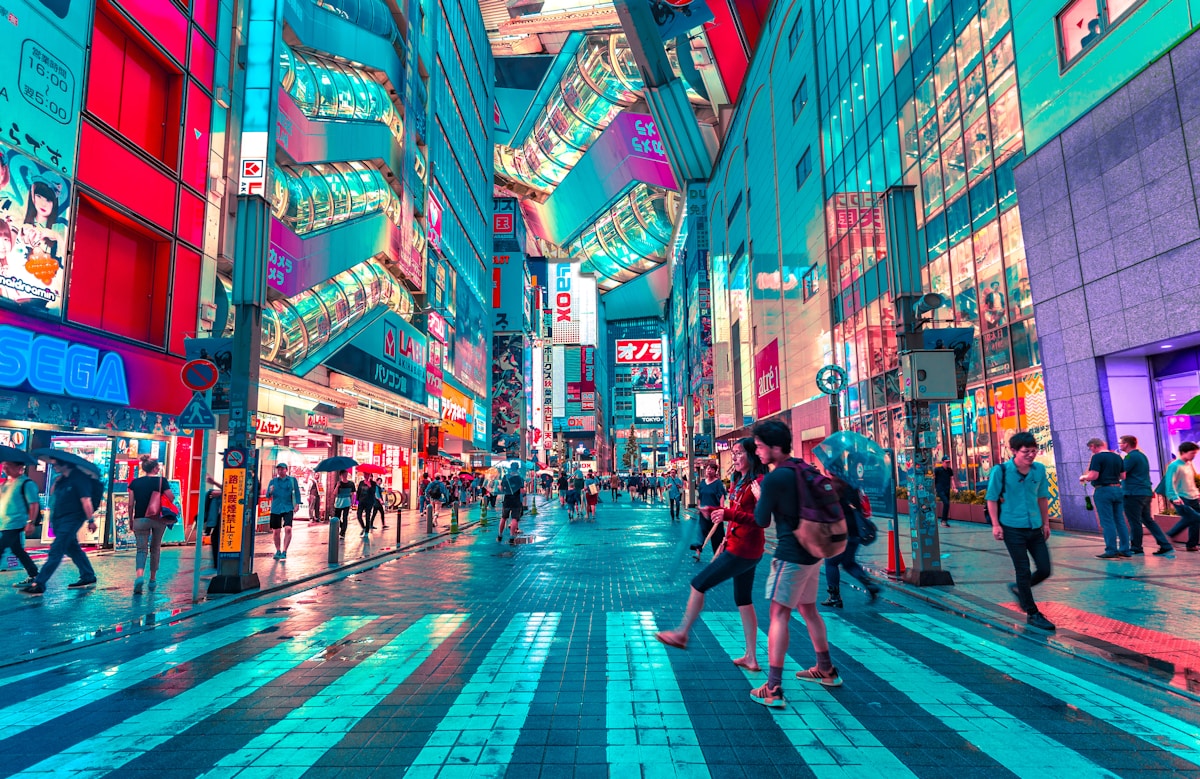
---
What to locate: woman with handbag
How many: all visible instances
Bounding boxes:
[127,456,175,593]
[333,470,354,539]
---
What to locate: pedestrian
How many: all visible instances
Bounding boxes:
[266,463,302,559]
[666,469,684,520]
[498,464,524,544]
[21,460,98,595]
[820,476,880,607]
[566,470,583,521]
[557,471,568,506]
[934,457,956,526]
[0,458,40,588]
[584,470,599,520]
[425,476,446,523]
[128,457,174,592]
[373,479,388,530]
[1163,442,1200,552]
[610,472,621,501]
[988,431,1056,631]
[355,475,377,536]
[308,479,322,523]
[1081,438,1130,559]
[694,462,726,560]
[333,470,354,539]
[417,473,430,513]
[1118,435,1173,555]
[656,437,766,671]
[202,480,222,570]
[750,420,843,706]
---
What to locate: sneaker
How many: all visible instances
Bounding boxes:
[133,576,144,594]
[749,683,786,708]
[67,579,97,589]
[147,580,157,591]
[272,551,282,560]
[1187,546,1199,552]
[1118,552,1134,558]
[497,534,503,542]
[1095,553,1125,559]
[1027,612,1056,631]
[941,521,950,527]
[795,666,843,687]
[1129,549,1144,555]
[509,537,516,545]
[279,551,287,560]
[1154,546,1174,555]
[11,577,35,588]
[20,583,45,595]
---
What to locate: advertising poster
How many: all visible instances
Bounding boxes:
[754,339,782,418]
[323,312,428,405]
[631,365,663,391]
[491,333,523,456]
[451,281,487,396]
[615,338,663,364]
[0,143,71,316]
[635,392,665,425]
[440,383,473,441]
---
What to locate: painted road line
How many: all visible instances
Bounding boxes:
[403,612,561,779]
[813,613,1118,778]
[0,661,77,692]
[607,611,710,779]
[201,613,468,778]
[11,616,377,778]
[887,613,1200,768]
[703,612,917,779]
[0,618,283,740]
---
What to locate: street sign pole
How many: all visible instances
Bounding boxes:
[191,389,212,603]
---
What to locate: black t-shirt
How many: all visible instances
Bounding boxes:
[356,481,376,506]
[557,476,568,489]
[129,475,170,518]
[51,470,95,524]
[754,463,820,565]
[1089,451,1124,485]
[933,467,953,492]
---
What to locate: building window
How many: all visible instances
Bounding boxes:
[1057,0,1143,67]
[796,148,812,189]
[802,265,819,302]
[788,12,802,54]
[726,191,743,227]
[792,78,808,120]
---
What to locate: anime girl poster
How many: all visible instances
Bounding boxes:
[0,143,71,317]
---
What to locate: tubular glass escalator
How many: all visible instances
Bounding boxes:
[271,161,401,235]
[571,184,678,288]
[279,44,403,143]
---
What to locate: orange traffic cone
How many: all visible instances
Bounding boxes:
[886,530,906,575]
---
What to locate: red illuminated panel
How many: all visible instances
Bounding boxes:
[112,0,188,65]
[189,28,215,88]
[193,0,219,40]
[705,0,749,101]
[68,196,171,347]
[78,121,177,233]
[170,245,201,355]
[182,81,211,194]
[177,188,205,249]
[732,0,766,52]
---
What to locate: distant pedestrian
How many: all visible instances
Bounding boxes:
[202,481,222,569]
[557,472,568,506]
[751,420,844,706]
[425,476,446,523]
[1081,438,1130,559]
[934,457,956,526]
[333,470,354,539]
[355,475,377,536]
[584,470,599,520]
[267,463,302,559]
[1118,435,1172,555]
[1163,442,1200,552]
[820,476,880,607]
[128,457,174,592]
[0,458,40,588]
[666,469,684,520]
[610,473,621,501]
[694,462,726,559]
[373,479,388,530]
[498,464,524,544]
[657,437,766,671]
[308,480,322,523]
[22,461,98,595]
[988,432,1055,631]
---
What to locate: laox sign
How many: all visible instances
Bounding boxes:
[554,264,572,322]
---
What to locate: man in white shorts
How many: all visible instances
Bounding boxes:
[750,420,842,708]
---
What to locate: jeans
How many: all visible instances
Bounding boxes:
[1123,495,1171,551]
[35,516,95,586]
[1001,525,1051,615]
[936,489,951,521]
[0,529,38,577]
[824,538,877,591]
[1167,497,1200,548]
[133,516,169,575]
[1093,485,1129,554]
[669,497,681,519]
[334,506,350,536]
[357,503,376,531]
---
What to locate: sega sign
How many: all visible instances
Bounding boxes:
[0,324,130,405]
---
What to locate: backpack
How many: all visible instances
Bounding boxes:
[503,475,522,496]
[775,458,847,559]
[985,462,1008,523]
[428,481,445,500]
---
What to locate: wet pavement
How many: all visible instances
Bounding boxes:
[1,496,1198,778]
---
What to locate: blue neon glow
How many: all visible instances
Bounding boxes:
[0,325,130,405]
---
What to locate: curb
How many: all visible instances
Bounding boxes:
[3,517,488,669]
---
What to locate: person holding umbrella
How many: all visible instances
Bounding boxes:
[313,456,358,540]
[22,451,99,594]
[0,446,40,588]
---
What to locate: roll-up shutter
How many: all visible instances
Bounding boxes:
[343,406,414,448]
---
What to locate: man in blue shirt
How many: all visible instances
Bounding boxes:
[987,431,1055,631]
[266,463,301,560]
[1118,435,1173,555]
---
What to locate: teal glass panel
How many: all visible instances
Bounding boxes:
[946,192,971,245]
[969,173,997,227]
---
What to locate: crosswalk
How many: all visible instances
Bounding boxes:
[2,609,1197,777]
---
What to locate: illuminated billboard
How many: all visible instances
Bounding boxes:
[550,263,597,345]
[635,392,664,424]
[615,338,663,364]
[631,366,663,390]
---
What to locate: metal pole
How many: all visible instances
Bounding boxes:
[684,394,695,508]
[191,398,211,603]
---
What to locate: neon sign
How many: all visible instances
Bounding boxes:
[0,324,130,404]
[555,264,572,322]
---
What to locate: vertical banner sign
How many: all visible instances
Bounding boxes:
[427,189,444,252]
[754,339,782,418]
[492,333,524,456]
[219,469,246,555]
[238,0,282,200]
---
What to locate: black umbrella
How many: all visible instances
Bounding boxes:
[0,445,35,466]
[31,448,102,478]
[314,456,358,473]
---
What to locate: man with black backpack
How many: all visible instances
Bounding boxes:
[987,431,1055,632]
[498,464,525,544]
[750,420,844,707]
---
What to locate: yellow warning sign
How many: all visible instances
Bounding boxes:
[219,469,245,555]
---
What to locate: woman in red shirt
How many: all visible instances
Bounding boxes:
[656,438,767,671]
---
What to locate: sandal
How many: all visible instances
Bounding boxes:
[732,657,762,672]
[654,631,688,650]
